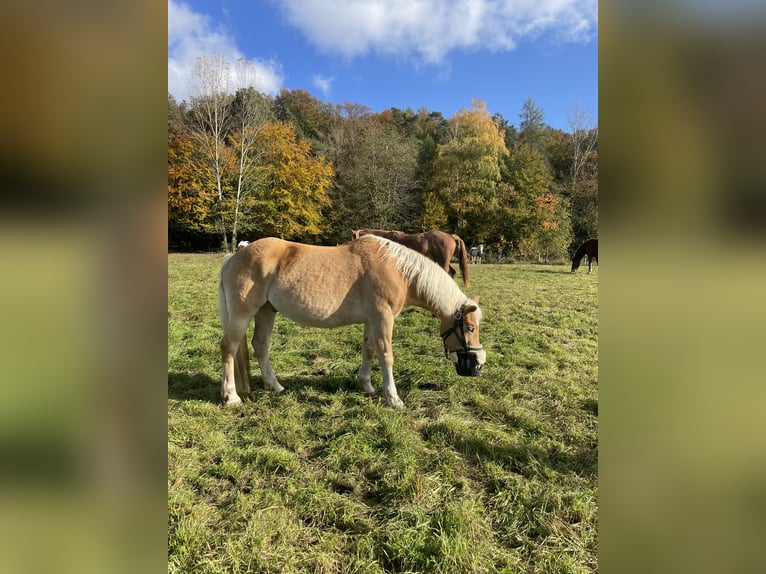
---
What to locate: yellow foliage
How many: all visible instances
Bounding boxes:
[254,122,334,239]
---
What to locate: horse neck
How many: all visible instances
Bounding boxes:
[368,234,466,318]
[406,268,466,320]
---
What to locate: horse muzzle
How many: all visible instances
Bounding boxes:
[447,348,486,377]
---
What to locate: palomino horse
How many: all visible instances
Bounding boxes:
[351,229,470,288]
[218,235,486,409]
[571,238,598,273]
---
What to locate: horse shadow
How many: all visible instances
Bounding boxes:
[168,370,365,405]
[529,268,572,275]
[421,424,597,479]
[168,371,220,402]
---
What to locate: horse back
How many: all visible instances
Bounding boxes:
[226,237,408,326]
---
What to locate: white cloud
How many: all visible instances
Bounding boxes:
[312,74,334,96]
[273,0,597,64]
[168,0,284,102]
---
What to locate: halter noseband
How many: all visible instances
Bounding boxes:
[440,302,484,357]
[440,302,484,376]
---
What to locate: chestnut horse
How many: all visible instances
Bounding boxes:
[351,229,470,288]
[571,238,598,273]
[218,235,485,409]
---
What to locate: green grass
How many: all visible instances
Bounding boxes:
[168,254,598,573]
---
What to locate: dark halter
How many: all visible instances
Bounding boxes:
[440,301,484,357]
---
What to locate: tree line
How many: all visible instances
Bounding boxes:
[168,54,598,261]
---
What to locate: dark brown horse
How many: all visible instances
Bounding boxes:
[571,238,598,273]
[352,228,470,287]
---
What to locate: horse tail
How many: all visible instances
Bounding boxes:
[452,234,470,289]
[219,254,251,393]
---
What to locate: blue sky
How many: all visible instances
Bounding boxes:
[168,0,597,131]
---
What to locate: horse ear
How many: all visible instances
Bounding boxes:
[463,296,480,314]
[351,229,358,239]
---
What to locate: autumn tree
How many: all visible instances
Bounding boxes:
[417,191,449,231]
[168,95,218,239]
[250,122,334,240]
[533,192,573,262]
[424,100,508,242]
[500,143,571,260]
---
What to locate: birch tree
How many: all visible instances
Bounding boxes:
[187,54,234,251]
[567,104,599,243]
[227,58,272,248]
[568,103,598,187]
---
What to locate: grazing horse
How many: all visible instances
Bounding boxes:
[219,235,486,409]
[469,244,484,264]
[351,228,470,288]
[571,238,598,273]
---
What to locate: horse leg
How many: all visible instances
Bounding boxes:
[587,255,593,273]
[371,312,405,409]
[220,314,251,405]
[357,323,377,397]
[447,264,457,277]
[251,305,284,392]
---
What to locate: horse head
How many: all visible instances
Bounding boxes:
[571,258,580,272]
[440,297,485,376]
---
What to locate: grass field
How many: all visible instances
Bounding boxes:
[168,253,598,573]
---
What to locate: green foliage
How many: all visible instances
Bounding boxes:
[169,254,598,573]
[544,128,573,183]
[329,115,419,234]
[427,100,509,243]
[518,97,547,150]
[570,177,599,247]
[274,88,333,148]
[498,144,574,259]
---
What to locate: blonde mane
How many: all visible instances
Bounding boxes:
[365,235,476,318]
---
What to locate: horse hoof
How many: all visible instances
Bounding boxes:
[388,398,406,410]
[224,395,242,406]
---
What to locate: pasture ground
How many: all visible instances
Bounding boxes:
[168,253,598,573]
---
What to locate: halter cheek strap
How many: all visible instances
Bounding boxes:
[440,302,483,357]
